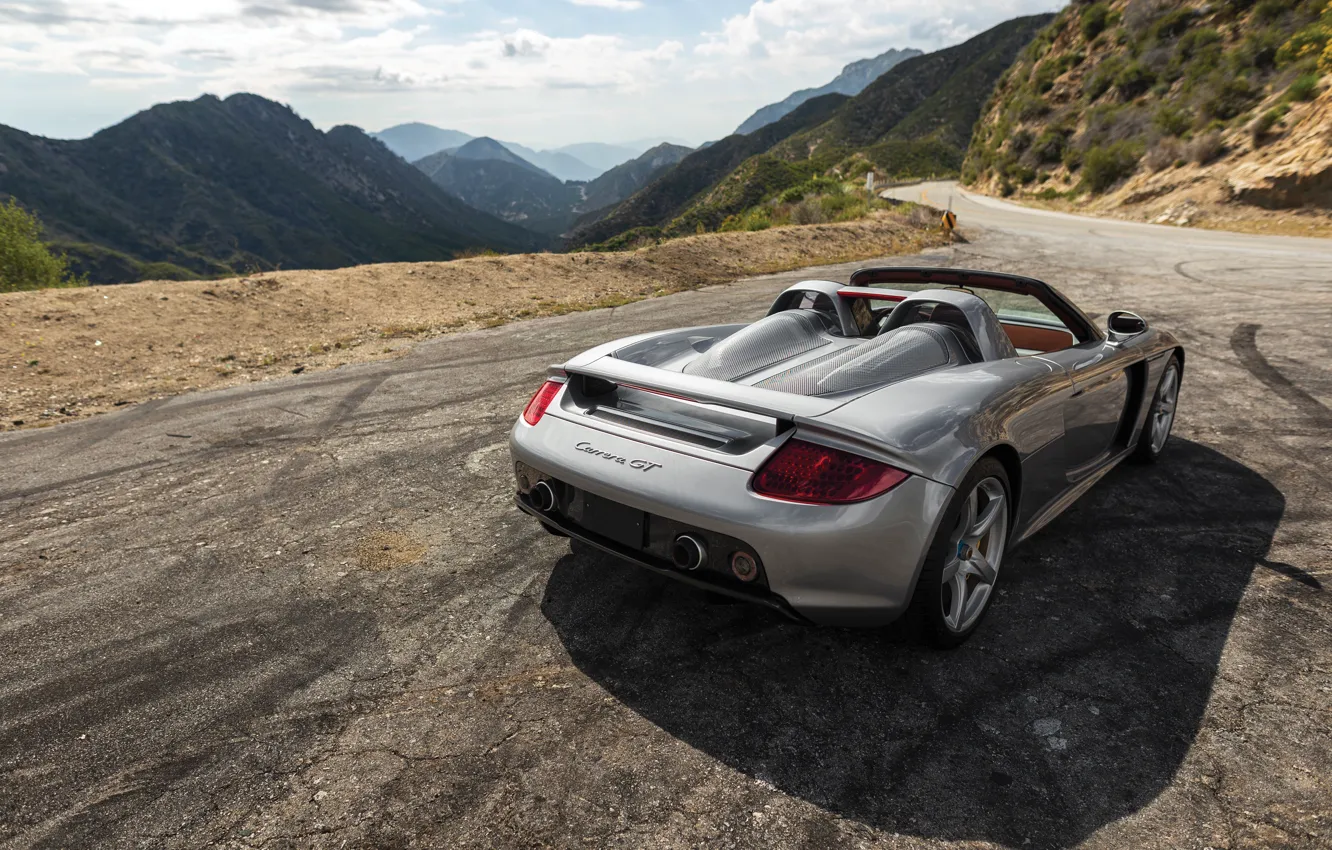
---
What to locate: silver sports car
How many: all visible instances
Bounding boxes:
[509,267,1183,646]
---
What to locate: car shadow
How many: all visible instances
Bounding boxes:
[541,439,1285,848]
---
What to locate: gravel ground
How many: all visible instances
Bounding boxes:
[1,186,1329,849]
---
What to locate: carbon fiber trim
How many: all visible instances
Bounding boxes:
[683,310,832,381]
[756,326,950,396]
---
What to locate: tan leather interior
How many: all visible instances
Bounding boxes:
[1002,321,1074,353]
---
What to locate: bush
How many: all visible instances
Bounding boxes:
[1199,76,1256,121]
[1083,56,1126,100]
[1154,104,1193,136]
[1253,0,1297,23]
[0,199,84,293]
[1081,2,1113,40]
[1114,61,1157,98]
[1143,137,1185,171]
[1286,73,1321,101]
[790,198,828,225]
[1148,8,1196,43]
[1011,129,1035,153]
[1031,128,1070,163]
[1082,141,1143,192]
[1186,130,1226,164]
[1010,92,1051,121]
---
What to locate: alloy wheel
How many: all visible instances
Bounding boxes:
[941,477,1008,633]
[1150,365,1179,454]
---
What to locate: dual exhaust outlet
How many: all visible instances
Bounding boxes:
[529,480,757,583]
[672,533,759,582]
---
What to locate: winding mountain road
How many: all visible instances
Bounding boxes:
[3,184,1330,849]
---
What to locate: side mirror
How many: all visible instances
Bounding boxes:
[1107,310,1147,338]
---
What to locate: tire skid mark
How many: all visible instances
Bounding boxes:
[262,374,390,500]
[1230,323,1332,429]
[0,459,170,505]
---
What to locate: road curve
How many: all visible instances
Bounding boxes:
[2,190,1330,849]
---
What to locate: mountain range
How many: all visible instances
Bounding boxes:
[0,94,546,283]
[570,14,1053,248]
[371,125,674,182]
[413,139,692,236]
[734,47,923,136]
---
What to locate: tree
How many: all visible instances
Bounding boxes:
[0,198,84,292]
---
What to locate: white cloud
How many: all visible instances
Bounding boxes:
[0,0,1062,145]
[568,0,644,10]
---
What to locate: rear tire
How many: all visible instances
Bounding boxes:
[901,457,1011,648]
[1131,356,1181,464]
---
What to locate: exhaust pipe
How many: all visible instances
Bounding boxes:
[530,480,557,512]
[672,534,708,571]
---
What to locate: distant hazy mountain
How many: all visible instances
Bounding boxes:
[496,142,599,182]
[451,137,554,177]
[0,94,545,284]
[372,122,474,163]
[414,142,581,235]
[734,47,923,136]
[576,143,693,214]
[554,143,641,174]
[414,138,693,238]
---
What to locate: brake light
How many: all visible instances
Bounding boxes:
[752,439,908,504]
[522,380,563,426]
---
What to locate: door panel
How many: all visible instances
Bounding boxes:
[1041,343,1133,474]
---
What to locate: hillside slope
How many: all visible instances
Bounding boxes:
[577,15,1052,244]
[734,47,923,135]
[566,94,850,247]
[963,0,1332,214]
[0,96,546,283]
[576,143,693,213]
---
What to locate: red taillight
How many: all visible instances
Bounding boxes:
[522,380,563,426]
[751,439,909,504]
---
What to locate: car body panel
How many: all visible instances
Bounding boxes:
[509,268,1183,626]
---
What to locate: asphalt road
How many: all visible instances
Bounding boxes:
[2,183,1330,849]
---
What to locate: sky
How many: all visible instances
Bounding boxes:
[0,0,1065,148]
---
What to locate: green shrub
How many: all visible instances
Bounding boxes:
[0,199,85,293]
[1034,187,1066,200]
[790,198,828,225]
[1200,75,1257,120]
[1251,105,1289,141]
[779,186,806,204]
[1286,72,1321,100]
[1032,128,1070,164]
[1081,2,1113,40]
[1062,144,1085,171]
[1010,92,1051,121]
[1083,55,1126,100]
[1148,8,1196,43]
[1011,129,1035,153]
[1082,141,1143,192]
[1114,61,1157,98]
[1154,105,1192,136]
[1253,0,1297,23]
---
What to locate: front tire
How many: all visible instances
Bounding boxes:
[902,457,1011,648]
[1131,356,1181,464]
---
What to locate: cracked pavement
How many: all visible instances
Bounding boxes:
[1,184,1330,849]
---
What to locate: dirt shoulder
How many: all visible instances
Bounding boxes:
[1,213,944,431]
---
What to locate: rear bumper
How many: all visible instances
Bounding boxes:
[510,412,954,627]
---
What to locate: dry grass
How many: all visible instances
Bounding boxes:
[0,212,944,430]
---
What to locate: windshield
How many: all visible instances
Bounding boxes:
[866,283,1064,327]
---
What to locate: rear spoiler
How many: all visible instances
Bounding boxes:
[566,356,850,421]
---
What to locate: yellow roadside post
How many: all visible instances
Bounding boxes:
[942,209,957,231]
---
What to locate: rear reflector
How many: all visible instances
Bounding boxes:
[522,380,563,426]
[751,439,908,504]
